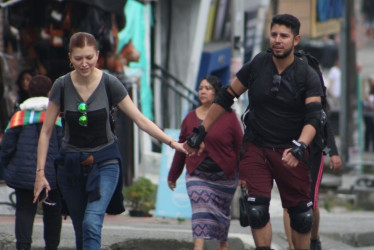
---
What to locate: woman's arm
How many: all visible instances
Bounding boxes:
[117,95,187,153]
[33,101,60,203]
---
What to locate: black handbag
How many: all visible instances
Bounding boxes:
[239,187,250,227]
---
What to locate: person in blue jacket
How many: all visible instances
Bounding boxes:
[1,75,63,250]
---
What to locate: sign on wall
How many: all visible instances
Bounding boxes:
[155,129,192,219]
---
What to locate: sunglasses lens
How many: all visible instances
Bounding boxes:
[79,115,88,126]
[78,103,87,113]
[78,103,88,126]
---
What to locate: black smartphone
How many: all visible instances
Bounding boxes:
[37,188,48,203]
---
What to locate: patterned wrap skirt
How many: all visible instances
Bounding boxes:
[186,169,238,242]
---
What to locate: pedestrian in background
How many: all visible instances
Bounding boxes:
[13,69,36,112]
[362,76,374,152]
[362,0,374,41]
[184,14,324,250]
[33,32,187,250]
[283,120,342,250]
[326,57,341,111]
[168,76,243,250]
[1,75,62,250]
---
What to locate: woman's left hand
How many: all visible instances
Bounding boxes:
[33,173,51,203]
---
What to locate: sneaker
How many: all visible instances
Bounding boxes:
[310,239,322,250]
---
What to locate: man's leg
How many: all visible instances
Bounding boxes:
[252,222,272,247]
[291,229,311,250]
[247,196,272,247]
[288,202,314,249]
[283,208,294,250]
[311,206,320,239]
[240,142,274,249]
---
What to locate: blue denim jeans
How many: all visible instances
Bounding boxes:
[57,163,119,250]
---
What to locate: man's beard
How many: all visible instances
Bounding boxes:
[272,46,293,59]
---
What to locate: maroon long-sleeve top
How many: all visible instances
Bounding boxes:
[168,109,243,182]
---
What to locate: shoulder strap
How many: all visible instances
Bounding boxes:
[60,75,66,113]
[295,50,327,108]
[103,72,117,134]
[241,50,271,131]
[103,72,113,108]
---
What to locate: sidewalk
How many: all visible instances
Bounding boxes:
[1,180,374,250]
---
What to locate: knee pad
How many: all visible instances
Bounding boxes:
[247,196,270,229]
[288,201,314,234]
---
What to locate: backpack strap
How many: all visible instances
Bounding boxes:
[240,50,271,143]
[103,72,113,108]
[60,75,66,113]
[103,72,117,134]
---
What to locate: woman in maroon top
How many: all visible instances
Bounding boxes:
[168,75,243,250]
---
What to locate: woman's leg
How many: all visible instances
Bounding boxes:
[193,238,204,250]
[83,163,119,250]
[57,166,87,250]
[219,241,228,250]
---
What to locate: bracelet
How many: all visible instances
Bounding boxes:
[36,169,44,172]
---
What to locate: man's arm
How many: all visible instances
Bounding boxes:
[184,77,247,155]
[203,77,247,131]
[282,96,322,167]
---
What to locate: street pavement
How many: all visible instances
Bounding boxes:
[1,177,374,250]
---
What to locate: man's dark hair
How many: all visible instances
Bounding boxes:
[271,14,301,36]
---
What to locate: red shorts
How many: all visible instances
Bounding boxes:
[239,141,311,208]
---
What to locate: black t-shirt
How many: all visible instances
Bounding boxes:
[236,52,323,148]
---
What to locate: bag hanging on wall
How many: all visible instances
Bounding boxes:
[239,187,250,227]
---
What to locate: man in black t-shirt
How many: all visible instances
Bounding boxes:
[184,14,324,250]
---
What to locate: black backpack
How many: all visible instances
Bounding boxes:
[241,49,329,151]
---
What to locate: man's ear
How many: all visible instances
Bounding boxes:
[294,34,301,46]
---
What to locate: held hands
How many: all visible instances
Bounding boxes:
[183,141,205,157]
[183,125,207,157]
[33,171,51,204]
[169,140,188,154]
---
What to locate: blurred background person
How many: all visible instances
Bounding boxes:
[326,58,341,111]
[168,75,243,250]
[1,75,63,250]
[362,75,374,152]
[362,0,374,41]
[13,69,36,112]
